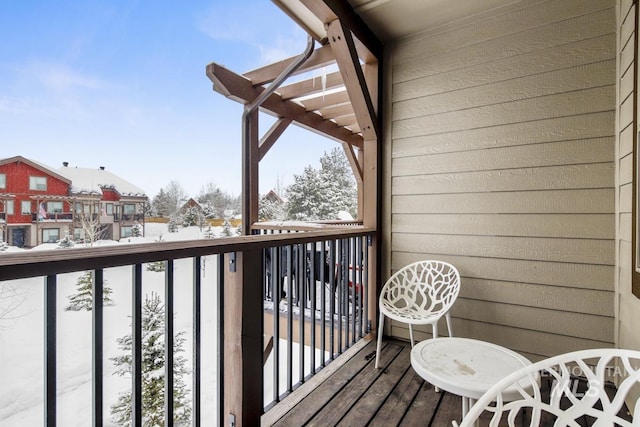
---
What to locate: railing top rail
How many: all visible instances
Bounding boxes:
[0,226,375,280]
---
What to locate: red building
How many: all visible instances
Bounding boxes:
[0,156,148,247]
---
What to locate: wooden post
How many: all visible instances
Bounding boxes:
[223,250,263,427]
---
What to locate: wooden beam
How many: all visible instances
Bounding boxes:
[277,70,345,100]
[207,63,363,148]
[334,114,358,128]
[303,0,383,61]
[318,103,354,120]
[243,44,336,86]
[259,118,292,161]
[342,143,362,184]
[327,19,378,141]
[224,250,263,427]
[298,90,350,112]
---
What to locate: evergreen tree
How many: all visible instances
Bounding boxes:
[285,148,357,221]
[110,292,191,426]
[181,206,202,227]
[167,217,179,233]
[131,223,142,237]
[57,233,75,249]
[151,189,172,218]
[221,219,232,237]
[66,271,113,311]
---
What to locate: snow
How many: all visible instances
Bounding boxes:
[56,166,146,197]
[0,223,326,425]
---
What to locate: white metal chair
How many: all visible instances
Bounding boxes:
[375,260,460,369]
[455,348,640,427]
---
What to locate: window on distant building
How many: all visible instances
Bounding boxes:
[42,228,59,243]
[75,202,83,214]
[21,201,31,215]
[123,204,135,214]
[47,201,63,213]
[73,227,83,240]
[6,201,14,215]
[29,176,47,191]
[106,203,114,215]
[121,225,133,238]
[0,173,5,189]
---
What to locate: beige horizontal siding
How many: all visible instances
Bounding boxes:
[387,0,616,359]
[393,213,614,239]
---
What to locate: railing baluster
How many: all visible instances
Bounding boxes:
[310,241,316,375]
[217,254,225,427]
[132,264,143,427]
[193,257,201,427]
[286,245,293,393]
[45,274,57,427]
[350,237,357,344]
[337,240,344,354]
[298,244,305,383]
[165,260,174,426]
[320,242,326,368]
[329,241,336,361]
[273,247,280,402]
[364,237,369,335]
[93,268,104,426]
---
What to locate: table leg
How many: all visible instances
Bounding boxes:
[462,397,468,417]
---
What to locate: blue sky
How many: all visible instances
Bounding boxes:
[0,0,336,198]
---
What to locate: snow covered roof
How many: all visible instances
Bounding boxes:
[57,166,146,198]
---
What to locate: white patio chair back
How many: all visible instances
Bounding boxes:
[455,348,640,427]
[375,260,460,369]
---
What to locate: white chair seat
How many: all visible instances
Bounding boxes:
[375,260,460,369]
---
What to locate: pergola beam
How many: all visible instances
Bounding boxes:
[243,44,336,86]
[277,70,344,100]
[207,62,363,148]
[259,118,292,161]
[327,19,378,141]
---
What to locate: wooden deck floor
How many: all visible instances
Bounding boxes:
[262,338,462,426]
[262,338,633,427]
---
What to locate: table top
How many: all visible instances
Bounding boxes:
[410,337,532,400]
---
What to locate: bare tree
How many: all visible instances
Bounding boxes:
[77,214,106,246]
[0,281,27,329]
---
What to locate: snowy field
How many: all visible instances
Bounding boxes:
[0,223,322,426]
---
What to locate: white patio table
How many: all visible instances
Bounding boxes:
[410,337,533,424]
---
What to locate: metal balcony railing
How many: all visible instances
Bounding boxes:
[0,226,375,426]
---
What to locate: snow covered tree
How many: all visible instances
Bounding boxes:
[285,148,357,221]
[0,241,9,252]
[110,292,191,426]
[152,188,172,218]
[221,219,232,237]
[65,271,113,311]
[57,233,75,249]
[259,193,286,222]
[202,225,215,239]
[131,222,142,237]
[167,217,179,233]
[197,182,240,219]
[181,206,203,227]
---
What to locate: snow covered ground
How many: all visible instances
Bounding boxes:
[0,223,323,426]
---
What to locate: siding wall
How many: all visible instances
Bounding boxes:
[387,0,617,361]
[618,0,640,354]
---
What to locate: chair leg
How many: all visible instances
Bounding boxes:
[445,311,454,337]
[409,324,415,347]
[432,322,438,339]
[375,312,385,369]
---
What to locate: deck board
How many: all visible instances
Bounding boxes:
[263,338,633,426]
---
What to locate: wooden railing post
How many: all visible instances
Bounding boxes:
[224,249,263,427]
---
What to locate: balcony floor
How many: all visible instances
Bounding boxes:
[263,338,465,426]
[262,338,631,427]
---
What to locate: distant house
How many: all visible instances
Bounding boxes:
[0,156,73,247]
[57,163,148,241]
[0,156,148,247]
[177,198,204,216]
